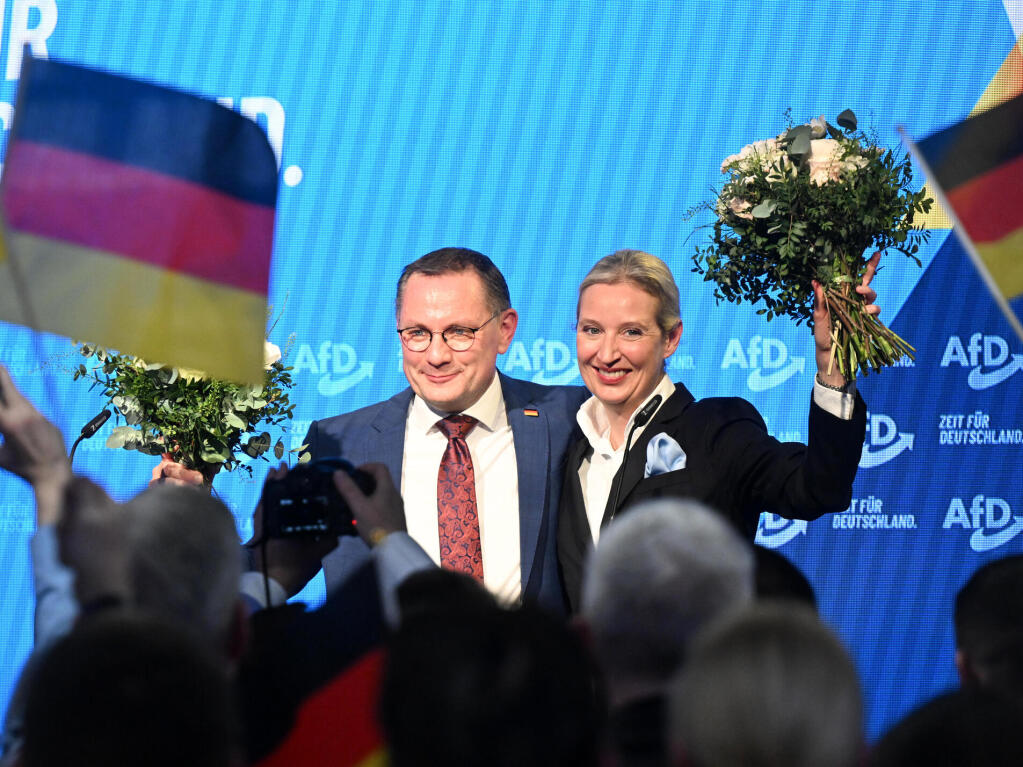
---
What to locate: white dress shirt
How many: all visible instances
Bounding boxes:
[402,374,522,604]
[576,374,856,544]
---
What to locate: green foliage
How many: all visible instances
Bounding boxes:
[691,111,933,378]
[72,339,300,483]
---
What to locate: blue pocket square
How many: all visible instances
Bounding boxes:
[645,433,687,478]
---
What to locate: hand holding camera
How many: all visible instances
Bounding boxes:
[261,457,376,539]
[249,458,406,599]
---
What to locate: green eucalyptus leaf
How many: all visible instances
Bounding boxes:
[786,125,811,160]
[244,432,272,458]
[106,426,137,449]
[751,200,777,218]
[200,447,230,464]
[224,413,246,430]
[836,109,857,131]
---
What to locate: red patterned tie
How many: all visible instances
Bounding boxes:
[436,415,483,580]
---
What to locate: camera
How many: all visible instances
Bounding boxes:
[261,457,375,538]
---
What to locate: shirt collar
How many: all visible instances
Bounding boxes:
[408,372,508,436]
[577,373,676,454]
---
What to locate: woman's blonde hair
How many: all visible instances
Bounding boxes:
[577,249,681,336]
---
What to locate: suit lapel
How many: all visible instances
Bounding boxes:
[600,383,695,526]
[369,389,413,485]
[501,376,550,598]
[565,437,591,531]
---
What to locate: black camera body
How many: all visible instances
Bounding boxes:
[262,457,375,538]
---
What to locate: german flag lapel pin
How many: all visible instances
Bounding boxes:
[523,408,539,417]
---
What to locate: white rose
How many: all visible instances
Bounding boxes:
[809,116,827,139]
[264,341,282,369]
[808,139,841,162]
[721,138,780,173]
[721,152,745,173]
[176,367,208,382]
[842,155,869,173]
[727,197,753,220]
[808,166,834,186]
[806,139,844,186]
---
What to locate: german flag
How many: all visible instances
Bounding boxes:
[915,93,1023,341]
[239,560,388,767]
[0,55,276,384]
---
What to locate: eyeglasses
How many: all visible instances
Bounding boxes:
[397,312,500,352]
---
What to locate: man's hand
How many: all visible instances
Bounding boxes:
[0,365,72,525]
[150,454,204,487]
[56,476,129,606]
[246,464,339,599]
[812,251,881,387]
[333,462,407,547]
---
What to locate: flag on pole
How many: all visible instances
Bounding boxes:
[0,55,277,384]
[910,92,1023,343]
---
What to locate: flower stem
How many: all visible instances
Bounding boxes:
[823,262,915,379]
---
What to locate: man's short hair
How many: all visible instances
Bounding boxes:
[21,612,238,767]
[872,689,1023,767]
[123,484,241,651]
[395,247,512,318]
[753,544,817,609]
[669,603,862,767]
[580,499,753,690]
[380,600,602,767]
[954,553,1023,699]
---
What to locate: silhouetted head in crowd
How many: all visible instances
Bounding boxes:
[380,588,602,767]
[20,612,239,767]
[122,484,245,660]
[580,498,753,706]
[753,544,817,609]
[394,566,499,625]
[954,553,1023,702]
[871,689,1023,767]
[669,603,862,767]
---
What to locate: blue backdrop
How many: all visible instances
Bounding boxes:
[1,0,1021,740]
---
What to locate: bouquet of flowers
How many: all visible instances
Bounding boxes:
[691,109,932,378]
[72,338,301,486]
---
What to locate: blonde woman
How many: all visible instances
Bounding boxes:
[558,249,877,610]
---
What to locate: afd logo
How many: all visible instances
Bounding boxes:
[503,339,579,385]
[943,495,1023,553]
[859,412,914,468]
[721,337,805,392]
[941,334,1023,390]
[293,342,374,397]
[755,514,807,548]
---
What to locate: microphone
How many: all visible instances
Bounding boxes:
[632,394,662,429]
[80,409,112,438]
[69,409,112,466]
[608,394,663,521]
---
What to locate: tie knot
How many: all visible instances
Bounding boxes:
[437,414,477,440]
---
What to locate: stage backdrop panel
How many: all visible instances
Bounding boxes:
[0,0,1019,740]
